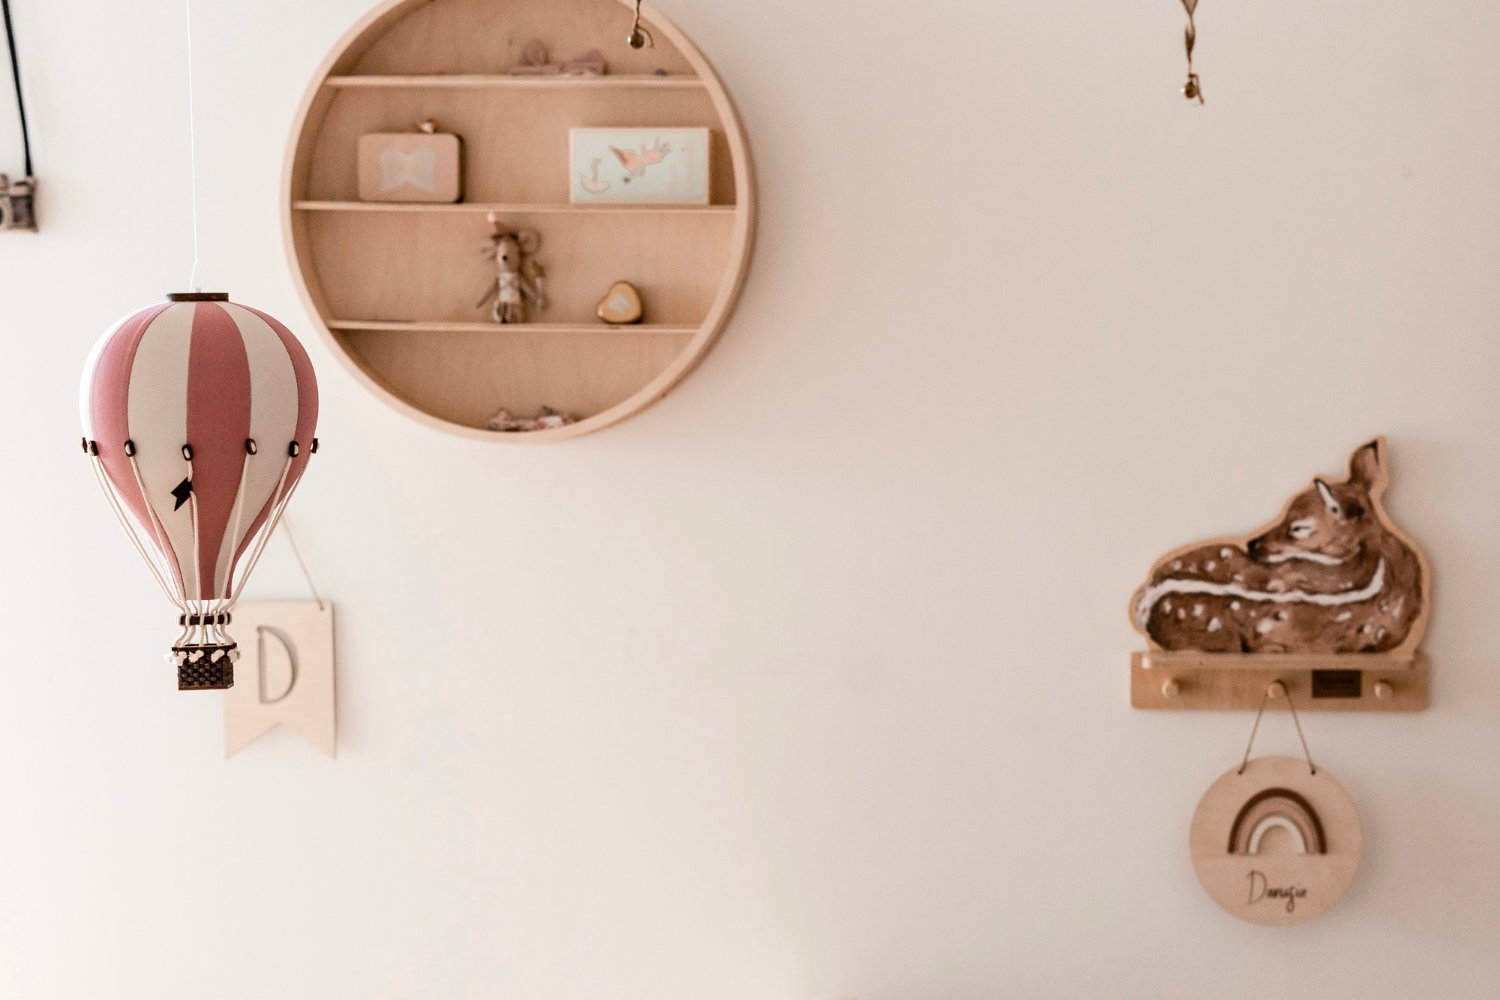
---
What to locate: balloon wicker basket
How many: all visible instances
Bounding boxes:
[173,644,239,690]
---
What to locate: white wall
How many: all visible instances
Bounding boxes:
[0,1,1497,997]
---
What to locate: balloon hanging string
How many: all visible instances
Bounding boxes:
[1239,683,1317,776]
[279,518,324,611]
[226,454,300,608]
[127,452,190,605]
[88,454,186,612]
[218,450,253,608]
[184,0,201,290]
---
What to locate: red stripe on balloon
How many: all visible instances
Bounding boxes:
[89,303,184,595]
[227,305,319,582]
[185,302,252,599]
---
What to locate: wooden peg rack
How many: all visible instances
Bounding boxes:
[1131,651,1428,712]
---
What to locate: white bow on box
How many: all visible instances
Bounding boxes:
[379,146,438,193]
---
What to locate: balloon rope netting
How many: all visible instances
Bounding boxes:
[86,441,306,665]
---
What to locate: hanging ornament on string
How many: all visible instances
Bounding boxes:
[626,0,653,49]
[1180,0,1204,103]
[78,0,321,692]
[1189,683,1362,925]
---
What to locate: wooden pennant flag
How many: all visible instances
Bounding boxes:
[224,601,336,758]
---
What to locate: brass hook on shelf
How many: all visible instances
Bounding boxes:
[627,0,654,49]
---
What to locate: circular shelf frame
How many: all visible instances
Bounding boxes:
[282,0,756,442]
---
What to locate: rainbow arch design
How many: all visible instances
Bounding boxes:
[1227,788,1326,855]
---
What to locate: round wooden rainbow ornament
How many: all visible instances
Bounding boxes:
[1190,756,1362,925]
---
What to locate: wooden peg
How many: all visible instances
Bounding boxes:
[1373,680,1393,700]
[1267,681,1287,699]
[1161,678,1181,699]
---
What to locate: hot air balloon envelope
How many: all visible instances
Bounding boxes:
[81,292,318,689]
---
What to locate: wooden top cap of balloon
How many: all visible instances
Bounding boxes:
[167,292,230,301]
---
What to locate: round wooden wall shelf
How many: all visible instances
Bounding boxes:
[283,0,756,442]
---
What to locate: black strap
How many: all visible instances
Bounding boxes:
[2,0,32,177]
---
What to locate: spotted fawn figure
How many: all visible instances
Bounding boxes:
[1131,440,1428,654]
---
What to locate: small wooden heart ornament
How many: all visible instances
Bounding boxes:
[596,281,644,324]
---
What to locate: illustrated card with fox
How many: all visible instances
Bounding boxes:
[570,127,711,204]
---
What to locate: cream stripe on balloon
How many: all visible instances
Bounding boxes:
[226,451,298,609]
[128,451,187,602]
[216,303,300,590]
[126,303,197,596]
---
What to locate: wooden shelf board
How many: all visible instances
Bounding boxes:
[327,320,698,335]
[341,325,691,429]
[325,74,705,89]
[294,201,735,215]
[1139,651,1422,672]
[1130,651,1428,712]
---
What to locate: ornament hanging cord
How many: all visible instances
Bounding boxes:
[184,0,201,289]
[1239,684,1317,776]
[279,519,325,612]
[1,0,32,176]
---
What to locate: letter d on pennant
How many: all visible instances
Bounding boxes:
[256,626,300,704]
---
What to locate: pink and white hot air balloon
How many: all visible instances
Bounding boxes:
[80,293,318,690]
